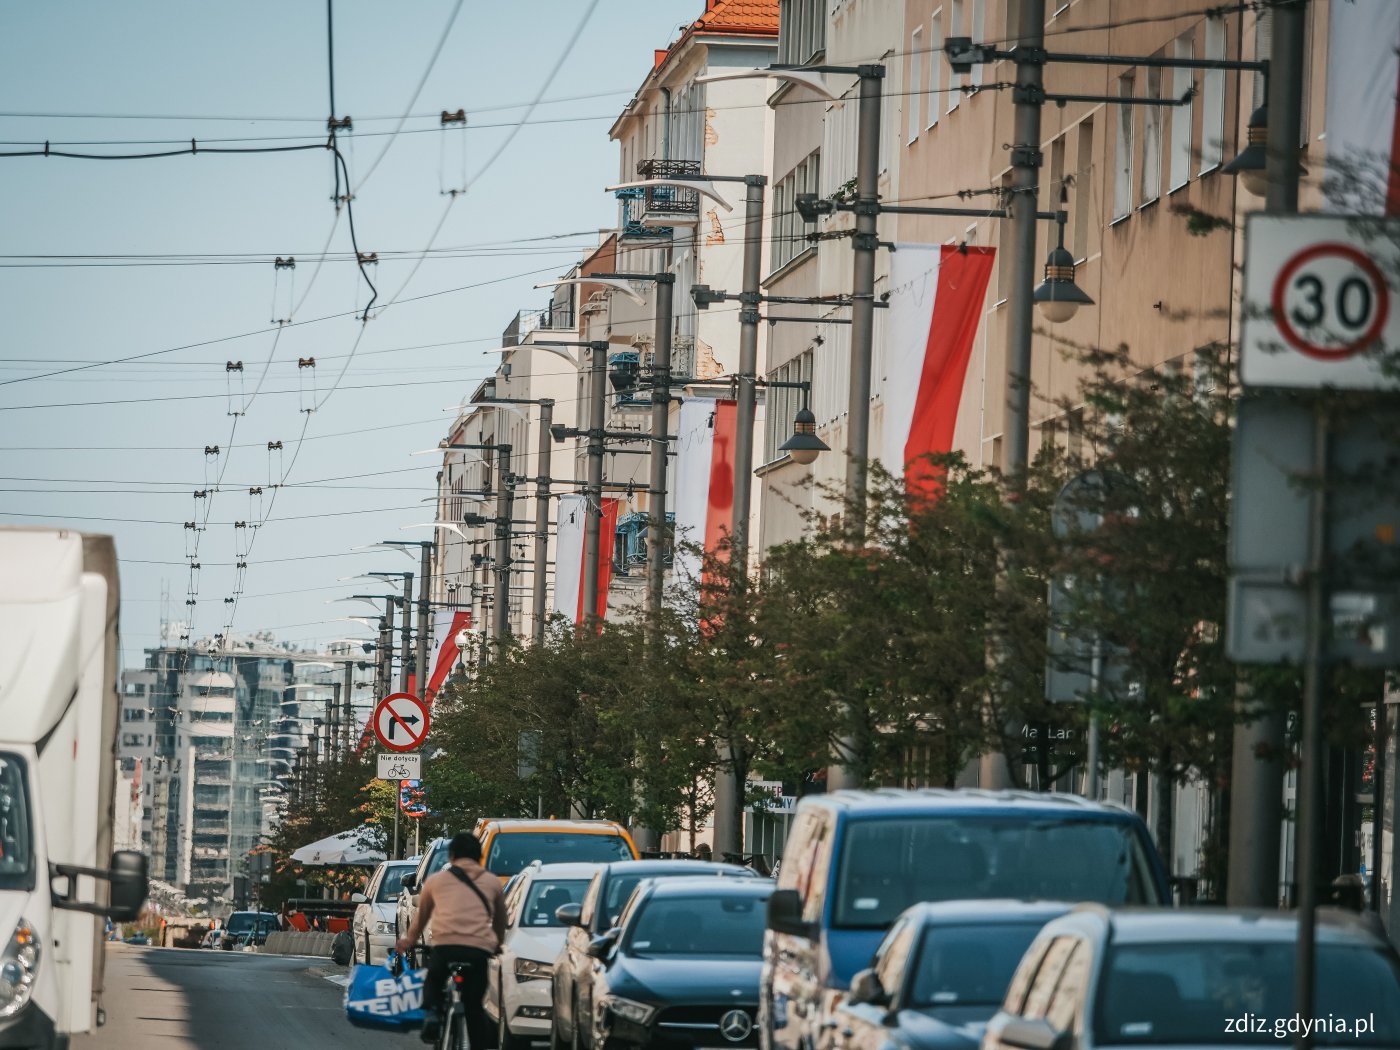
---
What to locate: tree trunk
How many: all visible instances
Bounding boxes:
[1155,753,1175,873]
[730,744,750,859]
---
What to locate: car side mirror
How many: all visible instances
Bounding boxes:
[556,902,583,927]
[107,851,149,922]
[351,892,367,903]
[1000,1018,1071,1050]
[847,968,889,1007]
[767,888,817,939]
[402,873,418,894]
[585,929,619,960]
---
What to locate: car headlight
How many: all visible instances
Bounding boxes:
[375,921,393,935]
[0,920,41,1019]
[515,958,553,982]
[601,996,656,1026]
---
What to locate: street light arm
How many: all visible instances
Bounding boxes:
[605,178,734,212]
[482,343,579,367]
[695,67,843,101]
[350,543,416,560]
[401,521,468,539]
[534,276,647,307]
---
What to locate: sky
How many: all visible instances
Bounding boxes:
[0,0,699,669]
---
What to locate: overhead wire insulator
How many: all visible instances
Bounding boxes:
[234,521,247,529]
[328,116,353,132]
[194,490,208,499]
[298,357,316,369]
[267,441,283,451]
[357,252,378,265]
[441,109,466,125]
[183,521,197,530]
[204,445,220,456]
[226,361,244,372]
[273,257,296,270]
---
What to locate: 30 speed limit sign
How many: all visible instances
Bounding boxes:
[1242,214,1400,390]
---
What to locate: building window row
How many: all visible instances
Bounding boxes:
[771,150,822,274]
[778,0,826,66]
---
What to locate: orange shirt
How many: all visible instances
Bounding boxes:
[421,859,506,952]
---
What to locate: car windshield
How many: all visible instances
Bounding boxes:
[907,922,1046,1008]
[833,817,1160,927]
[519,879,590,928]
[425,841,450,877]
[486,832,634,877]
[626,893,768,958]
[1094,941,1400,1046]
[225,913,275,934]
[377,866,413,902]
[0,755,33,891]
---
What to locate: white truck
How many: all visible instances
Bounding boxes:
[0,528,147,1049]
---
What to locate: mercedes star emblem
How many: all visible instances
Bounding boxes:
[719,1009,752,1042]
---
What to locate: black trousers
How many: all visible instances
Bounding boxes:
[423,944,492,1049]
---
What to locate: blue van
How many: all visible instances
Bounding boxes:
[759,789,1170,1050]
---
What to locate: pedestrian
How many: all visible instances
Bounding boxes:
[394,831,505,1046]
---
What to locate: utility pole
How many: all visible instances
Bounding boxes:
[378,598,394,701]
[646,274,676,618]
[398,583,412,693]
[342,659,354,754]
[712,174,767,860]
[416,543,431,698]
[582,346,609,623]
[533,399,555,644]
[492,444,514,642]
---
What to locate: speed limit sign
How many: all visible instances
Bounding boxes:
[1241,215,1400,389]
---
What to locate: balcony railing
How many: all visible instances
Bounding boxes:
[637,158,701,216]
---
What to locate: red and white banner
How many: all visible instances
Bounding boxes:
[424,609,471,706]
[1325,1,1400,214]
[552,494,620,623]
[883,243,996,498]
[672,397,737,586]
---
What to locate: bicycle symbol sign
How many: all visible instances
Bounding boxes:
[376,751,421,781]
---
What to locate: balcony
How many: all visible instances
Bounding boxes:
[613,512,675,577]
[618,159,700,238]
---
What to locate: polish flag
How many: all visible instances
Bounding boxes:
[424,609,472,706]
[883,243,996,498]
[552,493,620,623]
[671,397,737,587]
[1325,1,1400,214]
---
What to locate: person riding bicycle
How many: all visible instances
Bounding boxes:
[395,831,506,1046]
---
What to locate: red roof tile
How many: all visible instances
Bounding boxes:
[692,0,779,35]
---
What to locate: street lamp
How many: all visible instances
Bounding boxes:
[1032,188,1095,324]
[1221,105,1270,198]
[779,408,829,466]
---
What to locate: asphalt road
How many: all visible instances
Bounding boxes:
[73,943,394,1050]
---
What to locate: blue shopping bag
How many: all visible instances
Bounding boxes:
[344,952,427,1031]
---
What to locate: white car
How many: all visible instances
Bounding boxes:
[352,858,419,965]
[487,862,600,1050]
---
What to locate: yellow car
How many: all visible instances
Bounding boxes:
[473,818,638,883]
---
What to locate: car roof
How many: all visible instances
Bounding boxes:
[1057,906,1390,947]
[478,818,628,834]
[641,876,774,898]
[380,859,418,870]
[899,899,1076,926]
[801,788,1140,820]
[599,859,754,877]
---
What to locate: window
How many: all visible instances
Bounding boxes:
[1140,66,1162,204]
[770,151,821,274]
[927,10,942,128]
[1170,33,1194,190]
[1073,117,1094,260]
[908,29,923,142]
[1200,18,1227,173]
[779,0,825,65]
[123,707,146,722]
[909,922,1048,1007]
[520,878,590,927]
[948,0,963,112]
[1113,73,1135,220]
[190,710,233,723]
[625,892,768,957]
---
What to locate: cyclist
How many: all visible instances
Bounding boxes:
[395,831,506,1046]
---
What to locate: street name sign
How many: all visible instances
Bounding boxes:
[372,692,430,752]
[377,752,421,780]
[1241,214,1400,390]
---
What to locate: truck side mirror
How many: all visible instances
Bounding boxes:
[108,851,148,922]
[767,888,817,940]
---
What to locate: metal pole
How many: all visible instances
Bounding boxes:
[843,66,883,543]
[1372,692,1387,914]
[416,543,431,698]
[342,659,354,755]
[1087,636,1102,800]
[712,175,766,860]
[533,399,555,644]
[492,445,513,642]
[1229,0,1307,911]
[646,274,676,618]
[1002,0,1046,482]
[398,581,412,694]
[582,348,608,624]
[1295,406,1329,1050]
[980,0,1047,794]
[380,599,395,699]
[826,68,883,795]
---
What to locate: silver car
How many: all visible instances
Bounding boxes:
[352,859,419,965]
[982,906,1400,1050]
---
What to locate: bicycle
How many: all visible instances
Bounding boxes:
[400,945,472,1050]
